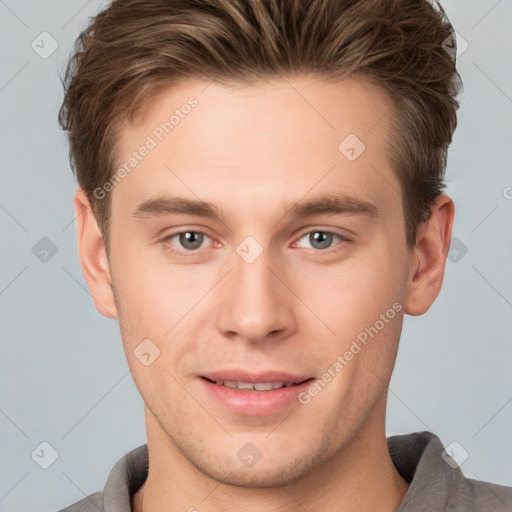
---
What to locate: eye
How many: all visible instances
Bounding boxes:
[294,230,347,251]
[164,230,211,252]
[162,228,349,256]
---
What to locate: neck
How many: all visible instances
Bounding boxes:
[132,397,409,512]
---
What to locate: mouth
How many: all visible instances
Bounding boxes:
[198,373,315,416]
[201,376,312,391]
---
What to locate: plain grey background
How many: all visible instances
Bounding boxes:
[1,1,511,511]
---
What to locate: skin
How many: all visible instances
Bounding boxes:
[74,75,454,511]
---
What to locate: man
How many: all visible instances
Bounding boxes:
[57,0,512,510]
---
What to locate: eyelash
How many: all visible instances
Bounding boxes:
[162,229,350,257]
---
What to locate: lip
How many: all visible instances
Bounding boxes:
[198,371,314,416]
[201,370,311,384]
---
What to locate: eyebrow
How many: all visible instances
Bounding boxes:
[132,192,378,223]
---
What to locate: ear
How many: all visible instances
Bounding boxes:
[74,188,119,319]
[404,194,455,316]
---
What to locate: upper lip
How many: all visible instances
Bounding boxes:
[201,370,312,384]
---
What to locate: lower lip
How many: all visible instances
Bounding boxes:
[199,377,313,416]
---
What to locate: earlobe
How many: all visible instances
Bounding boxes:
[404,194,455,316]
[74,188,119,320]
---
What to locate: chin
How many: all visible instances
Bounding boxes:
[184,442,333,489]
[198,462,313,488]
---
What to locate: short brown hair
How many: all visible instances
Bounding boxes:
[58,0,462,253]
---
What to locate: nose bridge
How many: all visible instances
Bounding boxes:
[216,237,295,342]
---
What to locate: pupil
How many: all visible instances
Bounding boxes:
[311,231,331,249]
[181,231,203,250]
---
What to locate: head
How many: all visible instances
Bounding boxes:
[60,0,461,488]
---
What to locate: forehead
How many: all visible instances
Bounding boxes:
[111,75,401,225]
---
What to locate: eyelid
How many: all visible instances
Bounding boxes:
[291,228,350,252]
[163,227,351,257]
[293,226,351,240]
[162,228,216,256]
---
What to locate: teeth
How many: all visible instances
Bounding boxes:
[213,380,293,391]
[238,381,256,390]
[254,382,276,391]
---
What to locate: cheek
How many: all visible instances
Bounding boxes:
[293,250,404,343]
[112,246,208,331]
[111,255,216,376]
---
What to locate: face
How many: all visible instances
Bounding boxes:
[103,76,415,486]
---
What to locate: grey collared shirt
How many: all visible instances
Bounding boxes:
[58,431,512,511]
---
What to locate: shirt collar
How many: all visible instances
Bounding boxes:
[389,431,469,511]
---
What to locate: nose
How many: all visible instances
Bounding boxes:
[215,244,298,344]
